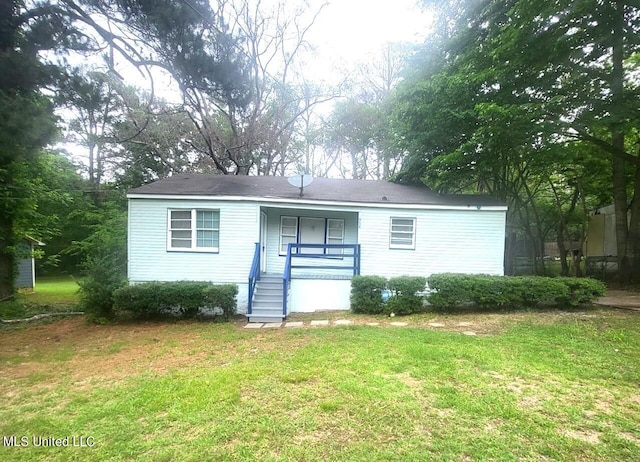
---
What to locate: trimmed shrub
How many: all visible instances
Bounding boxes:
[556,277,607,307]
[386,276,427,315]
[113,281,237,320]
[511,277,568,308]
[468,276,568,309]
[204,283,238,320]
[350,275,387,314]
[425,273,477,309]
[426,273,605,310]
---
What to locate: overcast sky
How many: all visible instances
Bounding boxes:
[303,0,433,83]
[309,0,432,57]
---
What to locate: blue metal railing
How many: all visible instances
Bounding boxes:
[282,243,361,317]
[283,246,293,317]
[248,242,260,315]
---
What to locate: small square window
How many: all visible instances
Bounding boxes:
[389,217,416,249]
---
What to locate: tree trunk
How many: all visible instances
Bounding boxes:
[571,247,584,277]
[0,170,15,299]
[612,152,629,282]
[557,230,569,276]
[504,231,516,275]
[0,240,14,300]
[611,1,631,283]
[628,165,640,280]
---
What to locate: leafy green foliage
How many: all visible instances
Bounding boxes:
[113,281,237,320]
[350,275,387,314]
[111,0,250,105]
[0,0,252,297]
[558,277,607,307]
[0,1,72,298]
[0,98,58,298]
[351,275,426,315]
[393,0,640,279]
[327,97,400,179]
[76,210,127,321]
[426,273,606,310]
[386,276,427,315]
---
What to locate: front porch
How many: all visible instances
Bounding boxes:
[246,206,360,322]
[248,240,361,323]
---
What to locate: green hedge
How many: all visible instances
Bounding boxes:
[350,275,387,314]
[350,275,426,315]
[113,281,237,320]
[558,277,608,307]
[426,273,606,310]
[387,276,427,315]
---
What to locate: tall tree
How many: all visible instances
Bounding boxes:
[57,69,123,196]
[395,0,640,280]
[0,1,60,299]
[173,0,333,176]
[326,99,395,179]
[0,0,250,298]
[324,43,411,179]
[112,89,199,189]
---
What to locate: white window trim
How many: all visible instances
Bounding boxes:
[278,216,345,256]
[326,218,345,255]
[279,216,299,255]
[167,208,220,253]
[389,217,416,250]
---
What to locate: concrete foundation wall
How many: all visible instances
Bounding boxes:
[289,279,351,313]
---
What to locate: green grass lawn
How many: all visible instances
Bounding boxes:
[27,276,80,305]
[0,309,638,461]
[0,276,79,320]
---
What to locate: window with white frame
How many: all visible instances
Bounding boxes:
[168,209,219,251]
[326,219,345,255]
[389,217,416,249]
[280,216,298,254]
[279,216,345,255]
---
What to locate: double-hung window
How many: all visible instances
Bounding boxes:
[279,216,298,254]
[279,216,345,255]
[389,217,416,249]
[168,209,219,252]
[326,219,345,255]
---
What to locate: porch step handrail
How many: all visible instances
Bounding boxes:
[283,244,293,317]
[248,242,260,315]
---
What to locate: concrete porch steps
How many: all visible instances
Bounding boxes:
[248,274,286,323]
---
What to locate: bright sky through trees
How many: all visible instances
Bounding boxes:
[305,0,434,83]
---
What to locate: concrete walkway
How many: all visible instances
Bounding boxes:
[243,291,640,331]
[594,290,640,311]
[244,319,478,336]
[244,319,417,329]
[244,320,356,329]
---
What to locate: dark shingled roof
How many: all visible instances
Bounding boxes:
[128,174,505,207]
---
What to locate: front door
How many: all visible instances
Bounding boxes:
[299,217,325,254]
[260,211,267,273]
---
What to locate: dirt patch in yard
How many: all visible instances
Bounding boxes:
[287,307,623,336]
[0,317,313,389]
[0,308,633,391]
[563,429,601,444]
[0,319,222,388]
